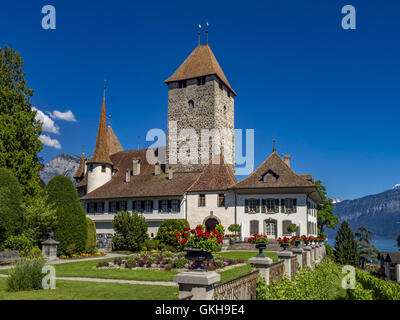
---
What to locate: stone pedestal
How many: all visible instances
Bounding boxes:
[248,257,273,284]
[303,246,313,268]
[277,251,294,279]
[173,271,220,300]
[41,238,59,260]
[292,248,304,268]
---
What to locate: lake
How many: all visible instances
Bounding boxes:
[326,238,399,252]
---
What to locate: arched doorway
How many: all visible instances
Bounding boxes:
[205,218,219,233]
[264,219,277,239]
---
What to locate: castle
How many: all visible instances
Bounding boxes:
[73,41,321,240]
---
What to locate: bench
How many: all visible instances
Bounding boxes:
[0,250,20,264]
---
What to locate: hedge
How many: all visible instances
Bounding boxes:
[86,217,97,252]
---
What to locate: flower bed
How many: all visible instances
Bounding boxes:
[59,252,106,259]
[95,252,244,271]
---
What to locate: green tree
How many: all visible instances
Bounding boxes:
[45,175,87,255]
[0,45,43,202]
[85,217,97,253]
[112,210,149,251]
[23,193,57,247]
[315,180,339,236]
[155,219,189,248]
[0,168,24,244]
[334,221,359,266]
[355,226,378,269]
[228,224,241,235]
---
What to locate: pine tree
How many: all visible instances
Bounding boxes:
[355,226,378,269]
[334,221,359,266]
[0,45,43,203]
[45,175,87,255]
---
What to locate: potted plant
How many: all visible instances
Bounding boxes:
[290,235,302,247]
[286,223,298,236]
[175,226,222,271]
[228,224,241,244]
[277,236,291,250]
[248,234,269,257]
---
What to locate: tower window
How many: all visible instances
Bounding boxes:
[188,100,194,108]
[178,80,187,88]
[197,76,206,86]
[223,105,227,113]
[101,165,106,172]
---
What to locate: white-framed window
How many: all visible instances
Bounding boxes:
[135,201,143,213]
[285,198,294,213]
[119,201,126,211]
[248,199,257,213]
[110,202,117,213]
[198,194,206,207]
[266,199,275,213]
[144,200,152,213]
[97,202,104,213]
[171,200,180,213]
[160,200,168,213]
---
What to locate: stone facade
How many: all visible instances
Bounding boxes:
[166,75,235,173]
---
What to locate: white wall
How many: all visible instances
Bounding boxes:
[186,192,235,229]
[237,193,317,239]
[87,164,112,194]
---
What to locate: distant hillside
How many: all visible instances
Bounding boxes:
[40,153,80,184]
[327,189,400,239]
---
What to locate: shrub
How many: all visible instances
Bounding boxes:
[7,258,45,291]
[287,223,298,234]
[112,210,149,251]
[85,217,96,252]
[0,168,24,245]
[155,219,189,248]
[143,239,160,251]
[228,224,241,235]
[1,234,34,256]
[215,224,225,237]
[45,176,87,255]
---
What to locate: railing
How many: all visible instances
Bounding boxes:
[213,270,259,300]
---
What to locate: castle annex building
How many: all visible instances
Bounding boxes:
[74,42,321,240]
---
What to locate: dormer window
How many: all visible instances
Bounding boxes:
[262,170,278,183]
[197,76,206,86]
[178,80,187,88]
[188,100,194,108]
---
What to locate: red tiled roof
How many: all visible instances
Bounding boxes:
[87,100,113,165]
[165,45,236,95]
[73,152,87,179]
[107,126,123,155]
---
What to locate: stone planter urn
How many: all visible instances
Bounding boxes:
[255,243,267,258]
[294,240,301,248]
[280,243,290,251]
[184,248,213,271]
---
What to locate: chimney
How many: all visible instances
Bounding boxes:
[125,169,130,182]
[132,159,140,175]
[168,167,173,180]
[154,162,160,176]
[284,155,291,168]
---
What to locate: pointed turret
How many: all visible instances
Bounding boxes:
[87,98,113,165]
[73,152,87,181]
[107,125,123,155]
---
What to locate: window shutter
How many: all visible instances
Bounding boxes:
[245,199,249,213]
[274,199,279,213]
[168,200,172,212]
[150,200,153,212]
[116,202,120,212]
[132,201,136,212]
[256,199,260,213]
[158,200,161,213]
[281,199,285,213]
[261,199,266,213]
[293,199,297,213]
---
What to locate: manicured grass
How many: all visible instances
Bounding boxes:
[218,251,278,262]
[217,264,252,283]
[0,278,178,300]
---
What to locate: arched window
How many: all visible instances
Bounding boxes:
[188,100,194,108]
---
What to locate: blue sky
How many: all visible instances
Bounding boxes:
[1,0,399,201]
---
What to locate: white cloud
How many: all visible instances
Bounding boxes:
[39,134,61,149]
[32,107,60,134]
[50,110,77,122]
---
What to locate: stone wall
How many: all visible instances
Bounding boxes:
[291,256,298,278]
[302,252,307,268]
[269,260,285,282]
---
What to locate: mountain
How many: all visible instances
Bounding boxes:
[40,153,80,184]
[331,197,341,204]
[327,189,400,240]
[392,184,400,190]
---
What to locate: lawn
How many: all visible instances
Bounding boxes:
[0,278,178,300]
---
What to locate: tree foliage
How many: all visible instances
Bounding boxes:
[355,226,378,268]
[155,219,189,248]
[0,168,24,244]
[85,217,97,252]
[23,193,57,247]
[0,45,42,202]
[45,175,87,255]
[334,221,359,266]
[112,210,149,251]
[315,180,339,236]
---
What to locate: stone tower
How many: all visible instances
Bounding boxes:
[165,44,236,173]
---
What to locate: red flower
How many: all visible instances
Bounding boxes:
[184,227,190,231]
[175,232,180,237]
[217,237,222,243]
[181,239,187,245]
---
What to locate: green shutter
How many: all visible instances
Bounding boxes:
[158,200,161,213]
[256,199,260,213]
[293,199,297,213]
[274,199,279,213]
[281,199,285,213]
[245,199,248,213]
[132,201,136,212]
[261,199,266,213]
